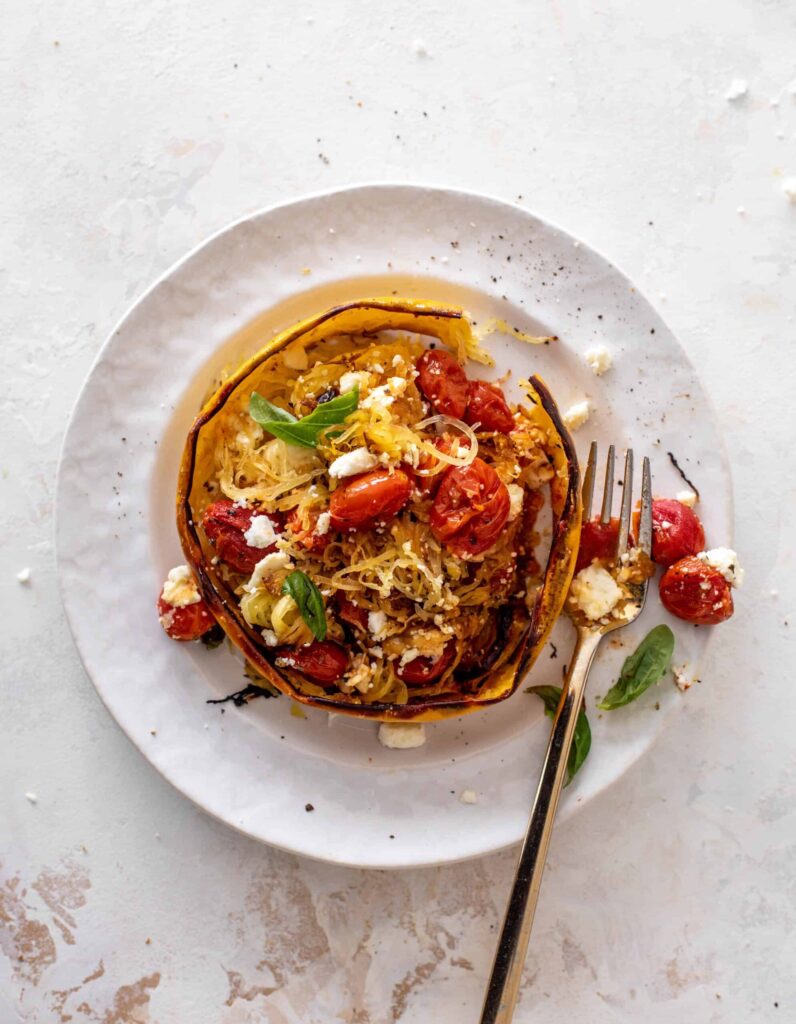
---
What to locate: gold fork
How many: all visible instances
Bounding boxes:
[479,443,653,1024]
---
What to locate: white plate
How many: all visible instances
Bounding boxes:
[56,184,731,869]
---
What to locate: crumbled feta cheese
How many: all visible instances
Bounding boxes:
[387,376,407,395]
[368,610,387,637]
[562,400,591,431]
[261,628,279,647]
[459,789,478,805]
[315,511,331,536]
[676,490,697,508]
[370,363,385,373]
[233,496,248,508]
[398,647,421,668]
[360,385,395,411]
[412,38,429,56]
[338,370,371,394]
[392,353,404,367]
[584,345,613,376]
[25,792,38,804]
[696,548,744,587]
[243,514,278,549]
[16,567,31,584]
[378,722,426,749]
[245,551,293,592]
[403,443,421,469]
[328,447,379,478]
[725,78,748,101]
[569,565,623,620]
[782,177,796,203]
[507,483,524,521]
[346,657,373,694]
[161,565,201,607]
[672,665,694,692]
[370,646,383,658]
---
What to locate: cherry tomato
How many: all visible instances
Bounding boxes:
[278,641,349,685]
[576,517,622,573]
[416,349,469,419]
[647,499,705,567]
[395,642,456,685]
[430,458,511,559]
[659,556,733,625]
[286,507,330,554]
[465,381,515,433]
[157,593,215,641]
[409,435,471,498]
[330,469,412,531]
[336,594,368,631]
[202,500,281,574]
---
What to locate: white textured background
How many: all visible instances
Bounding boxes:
[2,1,795,1021]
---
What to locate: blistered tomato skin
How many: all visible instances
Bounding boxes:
[157,593,215,641]
[330,469,412,531]
[286,507,330,554]
[430,458,511,559]
[279,641,349,685]
[659,556,734,625]
[416,350,469,419]
[395,642,456,685]
[649,499,705,566]
[336,594,368,631]
[576,518,623,573]
[202,500,280,574]
[465,381,515,433]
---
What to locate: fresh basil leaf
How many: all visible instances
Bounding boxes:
[249,391,298,426]
[526,684,591,785]
[281,570,327,641]
[597,624,675,710]
[249,387,359,449]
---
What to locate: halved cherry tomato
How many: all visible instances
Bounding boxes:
[336,594,368,631]
[659,556,733,625]
[464,381,515,433]
[430,458,511,559]
[202,500,281,574]
[286,507,330,554]
[395,642,456,685]
[277,641,349,685]
[642,499,705,567]
[157,593,215,641]
[416,349,469,418]
[330,469,412,531]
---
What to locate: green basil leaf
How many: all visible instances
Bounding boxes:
[281,570,327,641]
[526,684,591,786]
[249,392,298,426]
[249,387,359,448]
[597,624,675,710]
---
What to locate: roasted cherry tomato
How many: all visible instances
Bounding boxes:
[659,556,733,625]
[336,594,368,631]
[416,349,469,419]
[286,507,330,554]
[278,641,349,685]
[201,500,280,574]
[409,435,471,497]
[395,642,456,685]
[464,381,515,433]
[645,499,705,567]
[157,593,216,641]
[576,517,623,573]
[430,458,511,559]
[330,469,412,531]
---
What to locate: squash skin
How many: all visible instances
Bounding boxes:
[177,298,581,722]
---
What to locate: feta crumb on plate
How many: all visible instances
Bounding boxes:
[569,564,623,620]
[672,665,694,692]
[676,489,698,507]
[16,567,31,584]
[584,345,613,376]
[378,722,426,749]
[696,548,744,587]
[243,514,278,549]
[459,789,478,805]
[25,792,38,804]
[562,400,591,431]
[782,178,796,203]
[328,447,379,479]
[725,78,748,101]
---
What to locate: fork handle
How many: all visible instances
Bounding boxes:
[479,628,602,1024]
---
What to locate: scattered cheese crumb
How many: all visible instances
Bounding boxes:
[584,345,613,376]
[562,400,591,431]
[378,722,426,749]
[261,628,278,647]
[398,647,421,669]
[459,789,478,805]
[245,551,293,592]
[16,567,31,584]
[506,483,524,521]
[161,565,201,607]
[676,490,697,507]
[338,370,371,394]
[412,38,429,56]
[672,665,694,692]
[569,565,623,620]
[243,514,278,549]
[368,610,387,637]
[725,78,748,101]
[328,447,379,479]
[696,548,744,587]
[782,178,796,203]
[315,511,331,536]
[25,792,38,804]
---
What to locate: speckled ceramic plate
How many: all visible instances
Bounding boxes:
[56,184,731,868]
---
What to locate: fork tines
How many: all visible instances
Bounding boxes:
[581,443,652,560]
